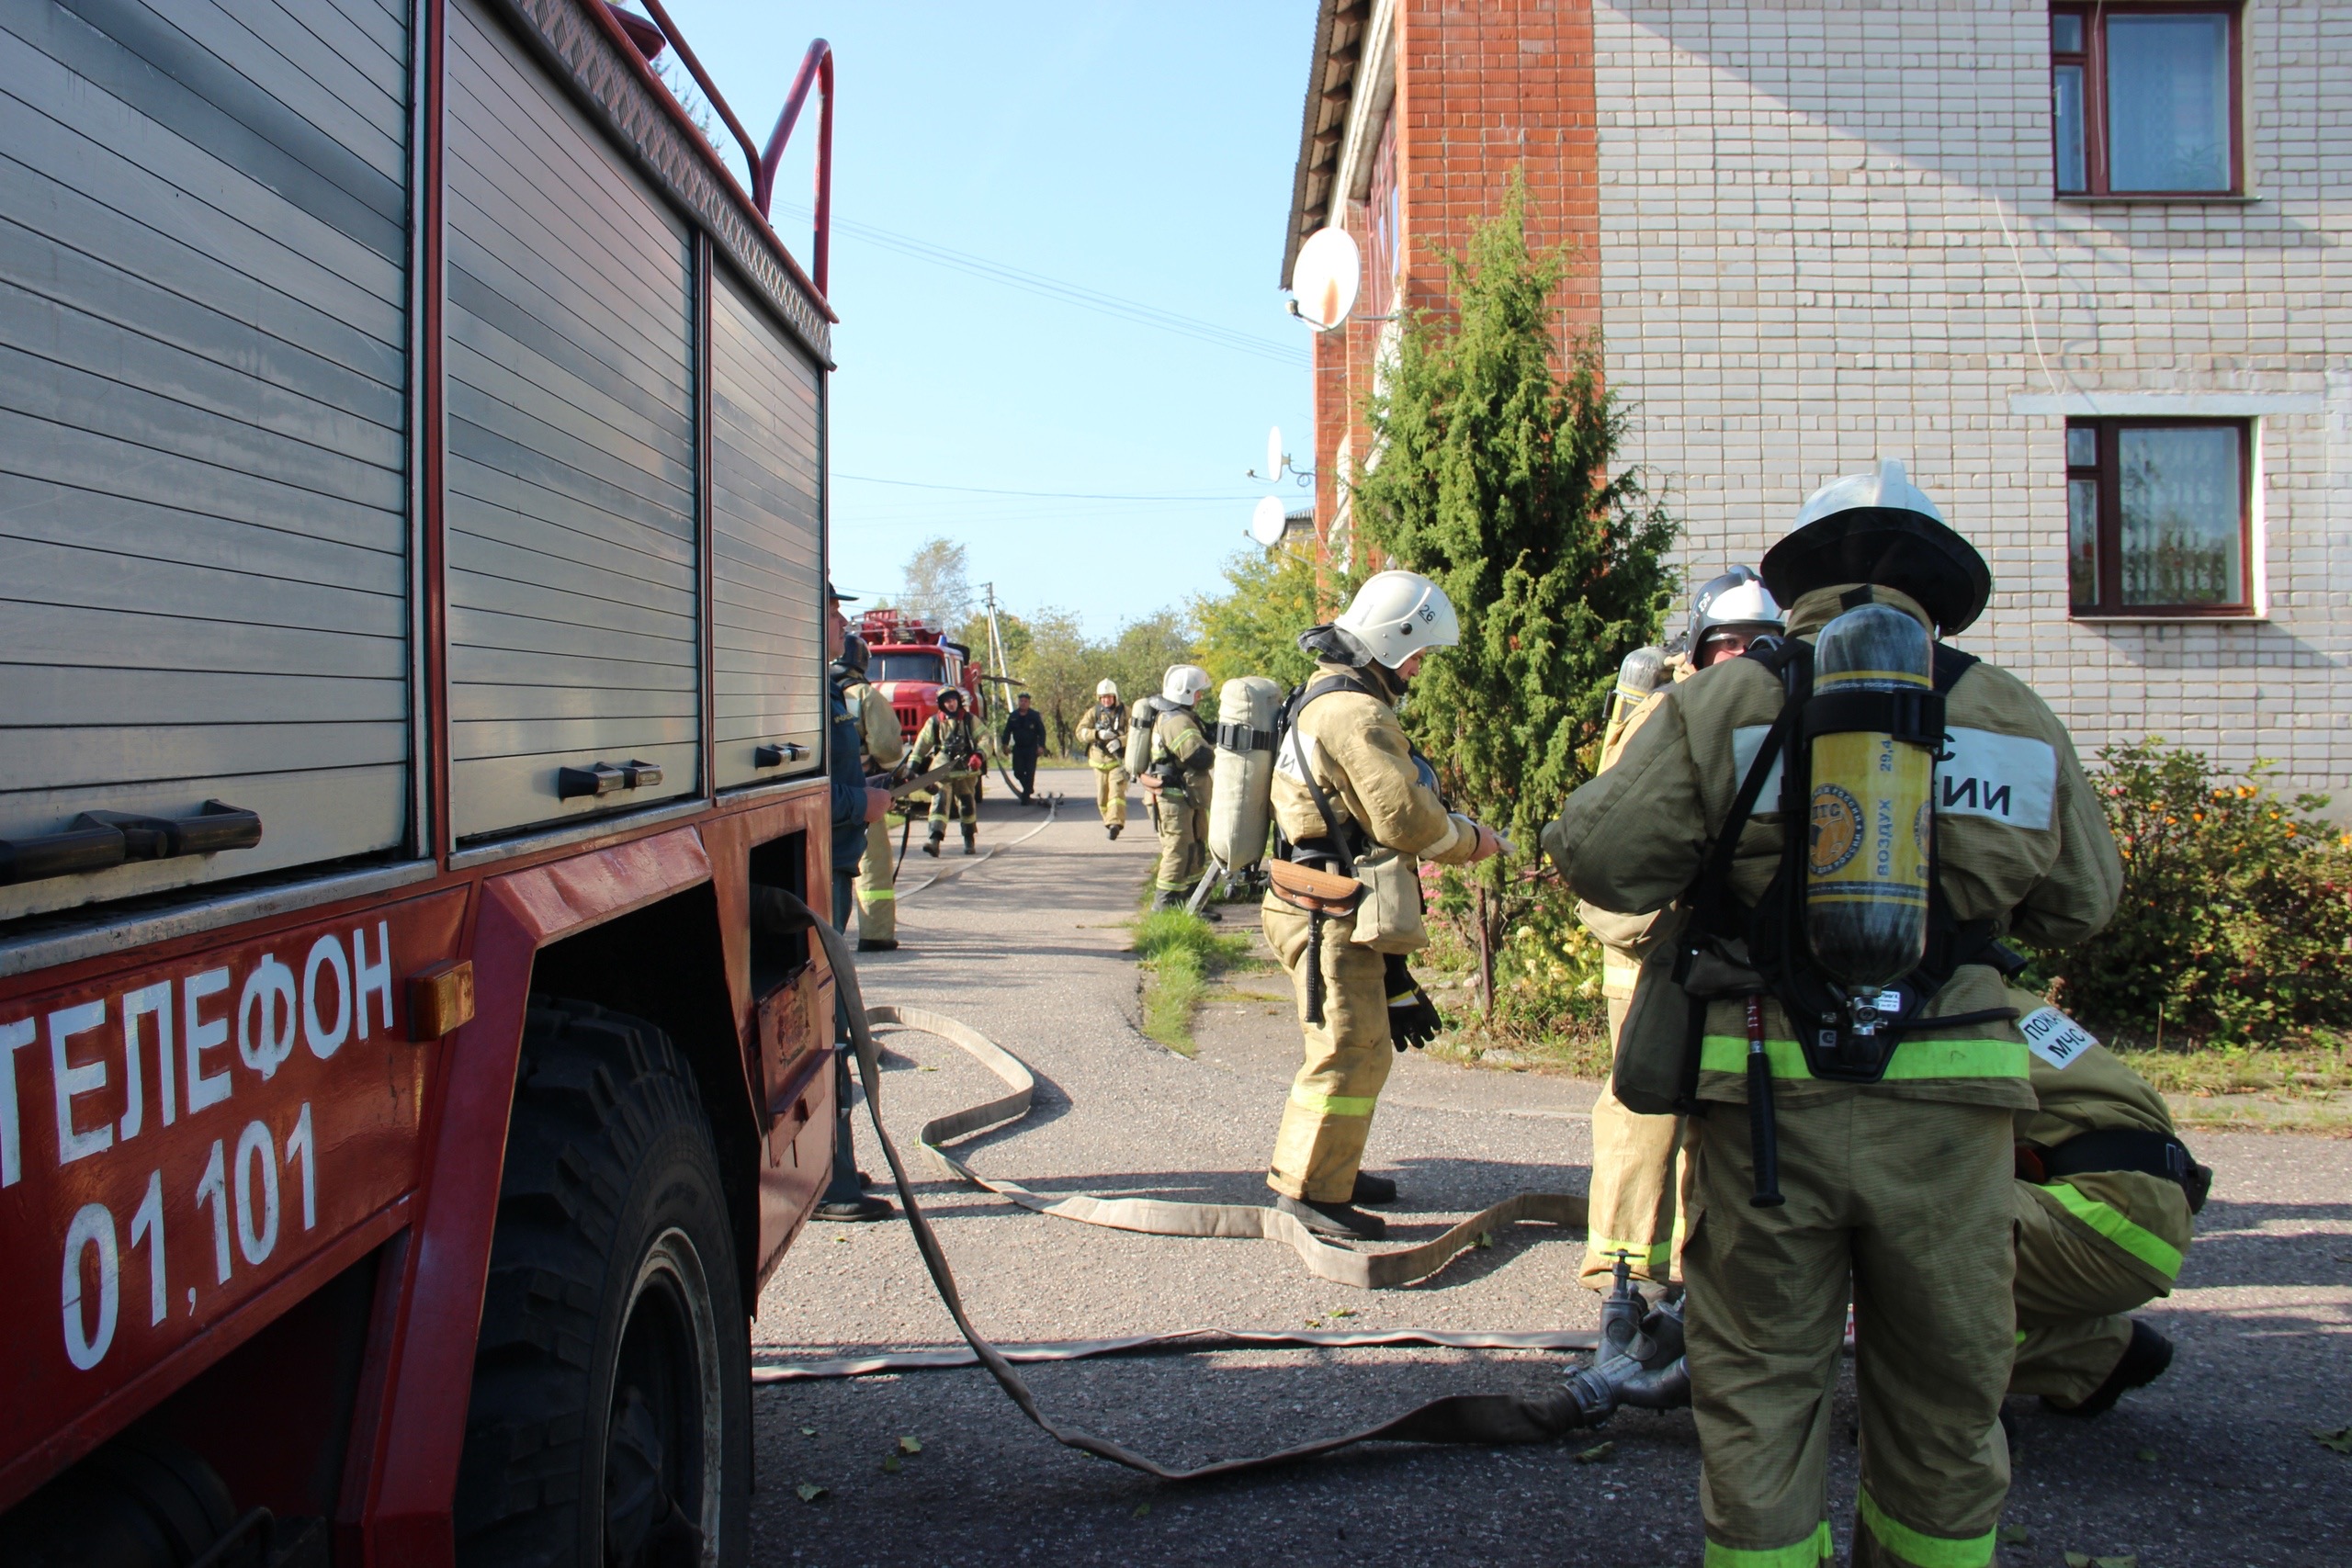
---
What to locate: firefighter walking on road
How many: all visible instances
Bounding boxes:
[1083,679,1129,839]
[1262,573,1504,1242]
[1577,567,1784,1296]
[1546,461,2122,1567]
[910,686,984,856]
[841,633,907,952]
[1001,690,1046,801]
[1141,666,1215,910]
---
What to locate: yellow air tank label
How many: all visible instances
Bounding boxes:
[1805,717,1930,910]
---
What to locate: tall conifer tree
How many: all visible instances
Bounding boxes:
[1351,176,1678,1001]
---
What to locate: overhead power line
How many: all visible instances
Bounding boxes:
[779,206,1307,367]
[834,471,1260,502]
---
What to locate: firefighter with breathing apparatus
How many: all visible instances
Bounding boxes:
[1260,572,1505,1242]
[1545,460,2122,1568]
[1083,679,1130,839]
[910,686,985,857]
[1139,665,1216,911]
[1577,568,1784,1298]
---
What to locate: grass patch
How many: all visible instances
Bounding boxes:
[2115,1035,2351,1098]
[1133,910,1251,1056]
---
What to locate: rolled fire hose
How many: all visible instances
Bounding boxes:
[786,903,1620,1481]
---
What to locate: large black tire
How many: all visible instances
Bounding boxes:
[456,998,750,1568]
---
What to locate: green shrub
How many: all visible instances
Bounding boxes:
[2040,739,2352,1046]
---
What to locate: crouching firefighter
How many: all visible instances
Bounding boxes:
[1141,665,1216,911]
[2006,988,2205,1417]
[1261,572,1504,1241]
[1545,460,2123,1568]
[1577,566,1785,1298]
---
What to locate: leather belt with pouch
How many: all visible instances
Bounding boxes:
[1268,858,1365,916]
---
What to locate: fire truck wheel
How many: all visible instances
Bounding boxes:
[457,998,750,1568]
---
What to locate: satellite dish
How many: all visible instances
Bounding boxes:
[1266,425,1284,481]
[1289,227,1361,331]
[1250,495,1288,547]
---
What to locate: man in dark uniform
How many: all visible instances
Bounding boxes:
[1001,691,1047,801]
[818,582,893,1223]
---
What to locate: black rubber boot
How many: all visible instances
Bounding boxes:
[813,1047,894,1223]
[1149,888,1182,914]
[1107,823,1122,840]
[857,938,898,953]
[922,832,942,858]
[962,826,978,855]
[1274,1193,1386,1242]
[1350,1172,1398,1205]
[2048,1319,2174,1418]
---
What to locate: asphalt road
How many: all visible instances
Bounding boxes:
[749,768,2352,1567]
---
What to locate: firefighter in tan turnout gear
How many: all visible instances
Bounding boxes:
[1546,461,2123,1568]
[910,687,983,857]
[841,636,909,951]
[2007,989,2200,1416]
[1262,572,1504,1242]
[1083,679,1129,839]
[1141,666,1215,911]
[1578,567,1784,1296]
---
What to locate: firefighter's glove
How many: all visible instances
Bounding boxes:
[967,752,986,773]
[1385,953,1443,1052]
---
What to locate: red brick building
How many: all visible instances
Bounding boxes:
[1283,0,1600,560]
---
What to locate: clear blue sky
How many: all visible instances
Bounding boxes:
[663,2,1319,635]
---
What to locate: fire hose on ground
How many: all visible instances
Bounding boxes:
[771,903,1693,1480]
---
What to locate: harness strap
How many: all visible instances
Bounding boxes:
[2029,1127,2210,1211]
[1281,673,1385,880]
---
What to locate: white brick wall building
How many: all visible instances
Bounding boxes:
[1592,1,2349,805]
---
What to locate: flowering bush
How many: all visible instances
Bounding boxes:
[2040,739,2352,1045]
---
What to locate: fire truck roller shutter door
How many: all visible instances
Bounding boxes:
[710,269,826,788]
[0,0,420,919]
[445,0,701,838]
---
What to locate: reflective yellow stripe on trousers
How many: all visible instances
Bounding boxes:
[1703,1521,1833,1567]
[2041,1179,2184,1280]
[1289,1089,1377,1117]
[1699,1036,2029,1082]
[1856,1487,1996,1568]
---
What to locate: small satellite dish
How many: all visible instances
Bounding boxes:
[1266,425,1284,481]
[1250,495,1288,547]
[1289,227,1360,331]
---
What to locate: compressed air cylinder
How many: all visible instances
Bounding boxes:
[1123,696,1158,780]
[1206,676,1283,871]
[1598,645,1668,767]
[1804,604,1933,991]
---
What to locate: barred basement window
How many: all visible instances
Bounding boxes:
[2051,4,2241,196]
[2065,420,2251,616]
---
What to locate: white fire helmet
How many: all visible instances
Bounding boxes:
[1096,678,1120,698]
[1685,566,1784,653]
[1332,570,1461,671]
[1160,665,1212,706]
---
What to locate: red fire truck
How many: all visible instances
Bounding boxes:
[855,609,987,743]
[0,3,842,1562]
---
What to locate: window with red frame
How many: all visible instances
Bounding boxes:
[2051,4,2240,196]
[1363,110,1400,319]
[2065,420,2252,616]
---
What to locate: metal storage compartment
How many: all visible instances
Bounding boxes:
[710,267,825,789]
[0,0,414,919]
[443,0,699,840]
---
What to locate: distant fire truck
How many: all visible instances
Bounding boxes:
[0,2,843,1562]
[856,609,989,742]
